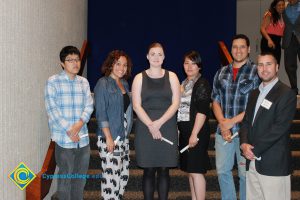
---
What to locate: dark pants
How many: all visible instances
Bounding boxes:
[55,143,90,200]
[284,34,300,94]
[261,34,282,64]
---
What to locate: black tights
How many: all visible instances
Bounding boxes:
[142,167,170,200]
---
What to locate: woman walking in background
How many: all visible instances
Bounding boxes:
[132,42,180,200]
[260,0,285,64]
[94,50,133,200]
[177,51,211,200]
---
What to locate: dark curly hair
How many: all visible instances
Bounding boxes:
[101,50,132,79]
[269,0,285,25]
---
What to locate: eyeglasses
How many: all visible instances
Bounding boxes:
[65,58,80,63]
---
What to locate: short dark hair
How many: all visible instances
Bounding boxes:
[183,50,203,73]
[101,50,132,79]
[232,34,250,47]
[258,51,278,64]
[59,46,80,62]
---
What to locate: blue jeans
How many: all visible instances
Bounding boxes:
[215,134,246,200]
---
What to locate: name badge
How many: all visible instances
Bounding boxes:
[261,99,272,109]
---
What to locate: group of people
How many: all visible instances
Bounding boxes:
[213,33,296,200]
[93,42,212,200]
[260,0,300,95]
[43,1,300,199]
[44,37,297,200]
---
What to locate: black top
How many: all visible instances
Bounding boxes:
[123,93,130,112]
[178,77,212,173]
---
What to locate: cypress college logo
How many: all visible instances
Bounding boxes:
[8,162,36,190]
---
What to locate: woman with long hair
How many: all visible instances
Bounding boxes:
[260,0,285,64]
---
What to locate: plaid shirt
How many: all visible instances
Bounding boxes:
[211,59,260,135]
[45,71,94,148]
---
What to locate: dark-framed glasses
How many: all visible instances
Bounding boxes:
[65,58,80,63]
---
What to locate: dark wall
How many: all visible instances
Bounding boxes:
[87,0,236,90]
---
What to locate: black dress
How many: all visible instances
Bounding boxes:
[134,70,178,168]
[178,77,211,173]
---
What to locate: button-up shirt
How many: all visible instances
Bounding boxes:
[252,78,279,124]
[212,59,260,134]
[285,1,300,24]
[45,71,94,148]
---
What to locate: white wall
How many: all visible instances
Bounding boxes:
[0,0,87,199]
[237,0,298,87]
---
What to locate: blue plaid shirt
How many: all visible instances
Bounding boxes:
[211,59,260,135]
[45,71,94,148]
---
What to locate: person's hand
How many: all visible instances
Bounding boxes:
[149,120,162,133]
[219,118,234,132]
[105,135,115,153]
[67,120,84,141]
[267,39,275,49]
[221,129,232,143]
[148,121,162,139]
[149,128,162,140]
[188,135,198,148]
[240,143,255,160]
[67,132,80,142]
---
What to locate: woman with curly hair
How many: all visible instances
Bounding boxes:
[94,50,133,200]
[260,0,285,64]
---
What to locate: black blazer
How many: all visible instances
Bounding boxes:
[239,81,296,176]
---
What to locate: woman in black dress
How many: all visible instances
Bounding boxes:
[177,51,211,200]
[132,42,180,200]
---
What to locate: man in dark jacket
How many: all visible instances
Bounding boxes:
[240,52,296,200]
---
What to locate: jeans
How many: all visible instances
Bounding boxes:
[55,143,91,200]
[215,134,246,200]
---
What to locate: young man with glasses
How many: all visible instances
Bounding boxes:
[45,46,94,200]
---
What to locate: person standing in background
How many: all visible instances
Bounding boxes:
[177,51,211,200]
[282,0,300,95]
[94,50,133,200]
[260,0,285,64]
[132,42,180,200]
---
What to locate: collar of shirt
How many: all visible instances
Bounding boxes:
[253,78,278,124]
[258,77,279,95]
[229,59,253,72]
[60,70,78,81]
